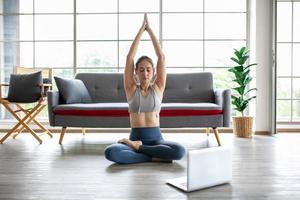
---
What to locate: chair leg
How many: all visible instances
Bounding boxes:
[18,102,46,144]
[22,123,43,144]
[17,103,44,144]
[32,119,53,138]
[59,127,67,145]
[15,104,53,138]
[212,127,222,146]
[205,128,210,136]
[0,120,23,144]
[0,103,30,143]
[0,102,42,144]
[81,128,86,135]
[13,104,45,138]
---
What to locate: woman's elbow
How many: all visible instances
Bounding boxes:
[127,54,133,59]
[158,54,165,60]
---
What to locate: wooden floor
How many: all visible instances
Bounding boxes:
[0,132,300,200]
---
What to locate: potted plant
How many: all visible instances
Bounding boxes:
[228,47,257,138]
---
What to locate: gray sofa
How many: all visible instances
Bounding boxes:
[47,72,231,145]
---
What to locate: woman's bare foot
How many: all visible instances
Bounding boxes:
[117,138,127,144]
[118,138,142,151]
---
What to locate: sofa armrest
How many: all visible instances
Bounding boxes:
[47,91,60,126]
[214,89,231,127]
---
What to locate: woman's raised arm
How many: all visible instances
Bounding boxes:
[124,18,146,93]
[145,14,166,91]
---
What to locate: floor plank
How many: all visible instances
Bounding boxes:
[0,132,299,200]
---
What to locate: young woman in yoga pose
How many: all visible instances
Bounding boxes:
[105,14,185,164]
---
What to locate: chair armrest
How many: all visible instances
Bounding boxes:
[214,89,231,127]
[39,83,53,98]
[43,83,52,87]
[0,83,9,86]
[0,83,9,99]
[47,91,60,126]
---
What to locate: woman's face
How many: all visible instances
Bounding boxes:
[135,59,154,84]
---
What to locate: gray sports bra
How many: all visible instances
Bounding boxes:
[128,86,161,113]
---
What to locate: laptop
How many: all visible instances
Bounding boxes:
[166,146,232,192]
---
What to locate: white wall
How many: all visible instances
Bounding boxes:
[255,0,276,135]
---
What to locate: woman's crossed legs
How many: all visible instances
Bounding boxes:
[105,139,185,164]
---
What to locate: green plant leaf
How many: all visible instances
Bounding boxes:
[245,63,257,70]
[233,86,245,95]
[244,49,250,56]
[246,96,256,102]
[245,88,257,95]
[233,77,244,86]
[232,79,242,85]
[231,95,239,100]
[243,69,250,76]
[240,102,248,111]
[232,70,243,78]
[228,68,236,72]
[240,47,246,55]
[230,57,240,64]
[239,55,249,65]
[234,50,242,59]
[233,66,244,72]
[244,76,252,85]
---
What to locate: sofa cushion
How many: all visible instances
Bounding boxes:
[54,103,129,116]
[7,71,42,103]
[160,103,223,117]
[54,76,92,104]
[53,102,223,117]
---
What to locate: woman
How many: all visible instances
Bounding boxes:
[104,14,185,164]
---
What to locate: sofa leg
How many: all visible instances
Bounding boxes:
[205,128,210,136]
[81,128,86,135]
[59,127,67,145]
[212,128,221,146]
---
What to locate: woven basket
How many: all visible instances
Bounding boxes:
[232,116,253,138]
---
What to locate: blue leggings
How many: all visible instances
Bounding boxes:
[104,127,186,164]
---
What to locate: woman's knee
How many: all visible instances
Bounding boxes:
[171,144,186,160]
[104,144,124,163]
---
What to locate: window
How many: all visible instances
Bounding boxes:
[276,1,300,122]
[0,0,247,120]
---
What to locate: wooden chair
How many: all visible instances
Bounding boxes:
[0,66,53,144]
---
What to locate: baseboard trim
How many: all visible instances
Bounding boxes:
[254,131,271,135]
[277,128,300,133]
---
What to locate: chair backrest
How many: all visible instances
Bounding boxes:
[14,66,52,96]
[14,66,52,80]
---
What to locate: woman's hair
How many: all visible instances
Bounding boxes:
[135,56,154,69]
